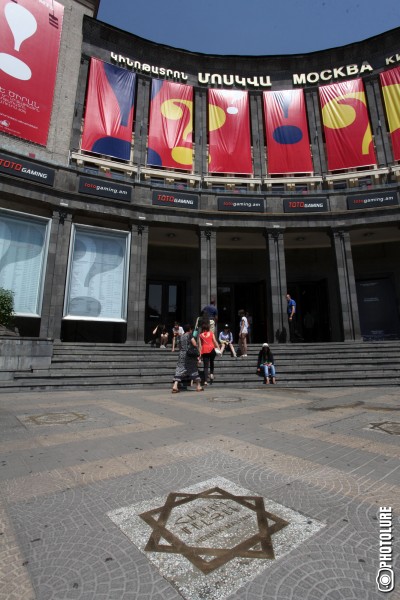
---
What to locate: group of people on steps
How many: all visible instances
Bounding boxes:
[170,298,277,392]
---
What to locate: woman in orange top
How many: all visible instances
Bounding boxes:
[198,322,220,385]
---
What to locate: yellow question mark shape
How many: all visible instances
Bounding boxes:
[322,92,372,155]
[381,84,400,134]
[161,99,193,166]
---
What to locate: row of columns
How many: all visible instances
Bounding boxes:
[39,211,361,343]
[199,227,361,343]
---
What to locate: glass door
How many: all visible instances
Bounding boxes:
[217,282,267,343]
[145,281,185,342]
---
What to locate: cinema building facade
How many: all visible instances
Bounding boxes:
[1,0,400,345]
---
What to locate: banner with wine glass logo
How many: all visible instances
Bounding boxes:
[208,89,252,174]
[263,89,313,174]
[0,0,64,145]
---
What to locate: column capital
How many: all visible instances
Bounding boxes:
[55,208,72,225]
[329,226,350,242]
[130,221,149,235]
[329,224,350,235]
[263,227,285,241]
[198,226,216,240]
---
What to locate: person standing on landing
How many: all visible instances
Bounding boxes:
[238,309,249,357]
[286,293,296,343]
[201,297,218,333]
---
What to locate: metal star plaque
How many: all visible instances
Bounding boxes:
[139,486,289,574]
[108,477,325,600]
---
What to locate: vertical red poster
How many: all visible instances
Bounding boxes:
[380,67,400,161]
[263,89,313,174]
[319,79,376,171]
[147,80,193,170]
[0,0,64,146]
[208,89,252,174]
[81,58,136,161]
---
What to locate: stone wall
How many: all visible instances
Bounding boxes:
[0,339,53,380]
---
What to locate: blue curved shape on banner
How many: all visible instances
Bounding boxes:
[147,147,163,167]
[151,79,164,100]
[103,62,135,126]
[273,125,303,145]
[92,137,131,160]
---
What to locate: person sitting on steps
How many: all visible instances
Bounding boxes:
[257,343,276,384]
[151,323,168,348]
[171,321,184,352]
[218,325,237,357]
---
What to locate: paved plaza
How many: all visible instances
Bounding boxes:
[0,385,399,600]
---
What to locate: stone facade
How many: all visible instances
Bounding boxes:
[1,13,400,345]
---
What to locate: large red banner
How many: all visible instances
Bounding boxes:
[81,58,136,161]
[263,90,313,174]
[0,0,64,146]
[147,80,193,170]
[319,79,376,171]
[380,67,400,161]
[208,89,252,174]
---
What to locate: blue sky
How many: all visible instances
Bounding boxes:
[96,0,400,55]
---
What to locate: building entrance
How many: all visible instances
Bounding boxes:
[217,282,267,343]
[286,280,331,342]
[145,281,185,343]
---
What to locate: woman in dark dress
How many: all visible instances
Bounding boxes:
[171,324,203,393]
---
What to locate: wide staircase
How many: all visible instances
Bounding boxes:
[1,340,400,391]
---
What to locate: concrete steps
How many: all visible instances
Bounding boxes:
[0,340,399,391]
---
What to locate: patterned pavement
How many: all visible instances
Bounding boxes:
[0,385,399,600]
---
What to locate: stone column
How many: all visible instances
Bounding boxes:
[365,79,393,167]
[307,90,327,175]
[264,228,288,343]
[250,94,265,178]
[40,209,72,341]
[126,223,149,342]
[198,227,217,312]
[194,88,207,176]
[330,228,361,341]
[133,79,151,168]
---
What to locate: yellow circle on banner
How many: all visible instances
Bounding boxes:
[171,146,193,166]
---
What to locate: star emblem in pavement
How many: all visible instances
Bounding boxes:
[370,421,400,435]
[139,486,289,574]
